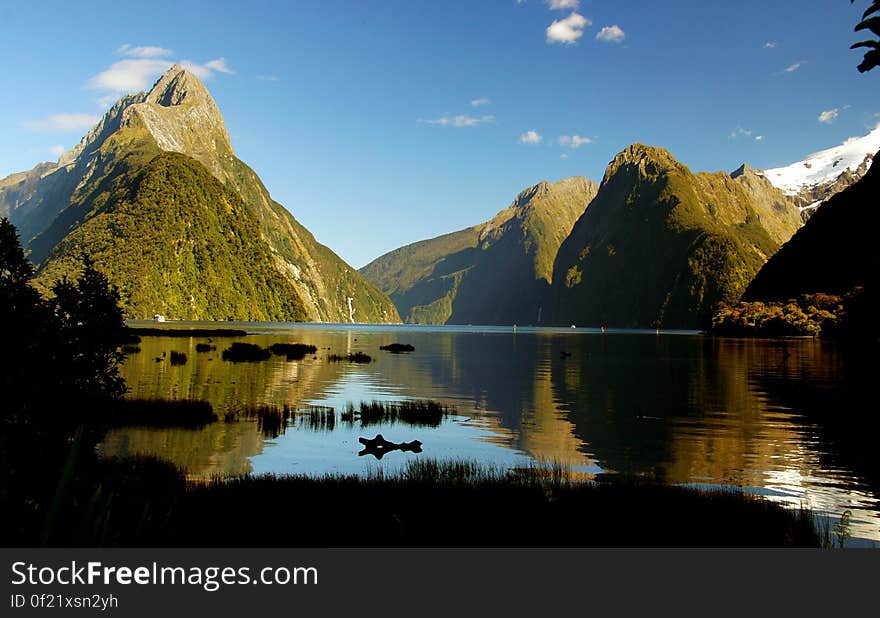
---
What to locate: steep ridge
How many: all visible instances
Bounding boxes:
[361,177,598,324]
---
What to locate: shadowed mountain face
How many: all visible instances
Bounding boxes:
[0,65,399,324]
[361,177,598,325]
[744,149,880,302]
[549,144,792,329]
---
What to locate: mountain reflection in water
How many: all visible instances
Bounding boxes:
[99,322,880,544]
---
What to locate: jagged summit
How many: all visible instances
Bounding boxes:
[604,143,689,181]
[121,65,234,166]
[730,163,760,179]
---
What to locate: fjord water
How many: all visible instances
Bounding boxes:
[102,322,880,544]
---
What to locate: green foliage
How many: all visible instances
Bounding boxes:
[35,149,309,322]
[709,294,842,337]
[851,1,880,72]
[51,257,128,399]
[2,216,129,414]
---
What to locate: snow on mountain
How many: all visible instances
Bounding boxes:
[763,124,880,195]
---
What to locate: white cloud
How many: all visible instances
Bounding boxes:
[116,44,173,58]
[596,25,625,44]
[88,51,234,95]
[180,57,235,79]
[22,113,101,131]
[546,12,590,45]
[88,58,173,92]
[764,41,777,49]
[519,130,543,144]
[818,108,840,124]
[560,153,570,159]
[422,114,495,127]
[783,62,802,73]
[49,145,65,158]
[817,105,850,125]
[729,127,753,139]
[558,134,592,148]
[547,0,579,9]
[755,135,764,142]
[471,97,491,107]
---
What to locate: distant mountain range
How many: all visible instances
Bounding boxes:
[360,177,597,325]
[0,65,399,323]
[362,126,878,329]
[3,65,875,328]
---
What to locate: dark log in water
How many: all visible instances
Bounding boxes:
[358,434,423,459]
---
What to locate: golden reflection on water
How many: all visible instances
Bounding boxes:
[101,325,879,543]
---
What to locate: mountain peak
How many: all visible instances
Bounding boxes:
[604,143,689,183]
[120,63,235,169]
[144,64,211,108]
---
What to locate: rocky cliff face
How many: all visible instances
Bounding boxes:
[2,65,399,323]
[361,176,598,324]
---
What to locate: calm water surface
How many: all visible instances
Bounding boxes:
[101,321,880,545]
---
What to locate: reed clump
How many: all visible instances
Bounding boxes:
[341,400,451,427]
[222,342,271,362]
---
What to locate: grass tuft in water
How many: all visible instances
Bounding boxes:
[221,342,271,363]
[269,343,318,360]
[169,351,187,365]
[328,352,373,363]
[341,400,451,427]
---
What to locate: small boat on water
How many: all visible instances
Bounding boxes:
[153,314,166,323]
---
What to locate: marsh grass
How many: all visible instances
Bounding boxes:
[269,343,317,360]
[169,351,187,365]
[5,451,823,548]
[328,352,373,363]
[121,344,141,354]
[195,343,215,353]
[170,459,822,547]
[222,342,271,362]
[231,404,295,438]
[341,400,451,427]
[298,405,336,431]
[380,343,415,353]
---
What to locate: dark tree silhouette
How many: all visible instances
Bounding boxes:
[52,256,128,400]
[852,1,880,72]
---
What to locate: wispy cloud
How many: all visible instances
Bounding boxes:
[470,97,491,107]
[22,113,101,131]
[764,41,777,49]
[729,127,762,141]
[519,130,543,144]
[560,153,570,159]
[421,114,495,128]
[818,105,850,124]
[558,134,592,148]
[116,44,173,58]
[49,144,66,158]
[596,25,625,44]
[782,62,803,73]
[547,0,579,9]
[88,59,172,92]
[257,74,280,82]
[546,12,590,45]
[88,47,235,98]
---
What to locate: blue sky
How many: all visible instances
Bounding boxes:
[1,0,878,267]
